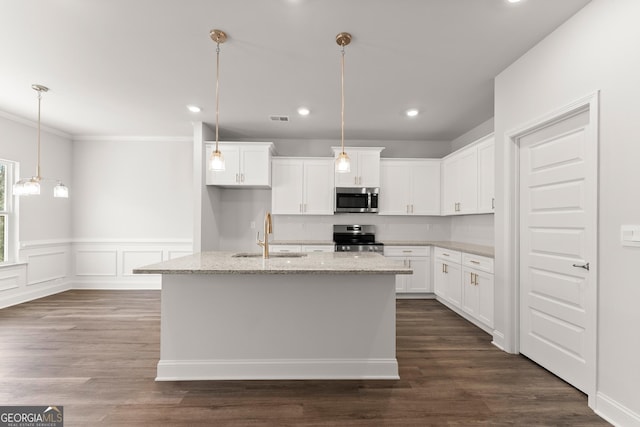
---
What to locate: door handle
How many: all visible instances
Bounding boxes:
[572,262,590,271]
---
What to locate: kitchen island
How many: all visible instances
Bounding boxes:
[134,251,411,381]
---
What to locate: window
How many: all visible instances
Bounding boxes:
[0,160,16,263]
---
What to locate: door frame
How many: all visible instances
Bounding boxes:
[502,91,599,408]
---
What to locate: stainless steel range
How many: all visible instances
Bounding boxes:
[333,225,384,253]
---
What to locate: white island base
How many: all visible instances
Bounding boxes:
[157,273,398,381]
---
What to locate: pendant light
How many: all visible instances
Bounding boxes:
[335,32,352,174]
[13,85,69,198]
[208,29,227,172]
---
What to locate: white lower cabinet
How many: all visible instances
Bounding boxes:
[269,245,302,253]
[434,247,494,332]
[384,246,431,295]
[461,253,494,328]
[433,248,462,306]
[270,245,334,253]
[301,245,334,253]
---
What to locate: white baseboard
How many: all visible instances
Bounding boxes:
[71,280,161,290]
[435,296,494,335]
[492,330,506,351]
[596,392,640,427]
[156,358,400,381]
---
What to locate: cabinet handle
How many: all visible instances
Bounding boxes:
[442,263,445,273]
[474,273,478,285]
[442,253,449,257]
[411,204,414,213]
[354,176,357,185]
[304,203,307,212]
[470,260,480,264]
[492,198,495,209]
[402,250,412,253]
[236,173,239,183]
[444,264,448,274]
[470,272,474,285]
[408,260,411,268]
[406,205,409,214]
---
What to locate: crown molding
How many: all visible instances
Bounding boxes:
[0,109,72,139]
[73,135,191,143]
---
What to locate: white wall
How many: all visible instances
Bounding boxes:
[450,117,495,153]
[494,0,640,424]
[71,137,193,289]
[449,214,494,247]
[72,138,193,239]
[0,113,73,307]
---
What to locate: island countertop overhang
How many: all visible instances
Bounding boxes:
[133,251,413,275]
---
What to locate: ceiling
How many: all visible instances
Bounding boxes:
[0,0,590,141]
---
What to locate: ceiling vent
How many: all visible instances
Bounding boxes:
[269,115,290,122]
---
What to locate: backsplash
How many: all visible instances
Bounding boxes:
[271,214,451,243]
[214,189,494,251]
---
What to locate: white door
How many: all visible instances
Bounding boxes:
[519,107,597,394]
[207,145,240,185]
[357,151,381,187]
[442,156,459,215]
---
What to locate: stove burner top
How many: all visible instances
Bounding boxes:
[333,225,384,253]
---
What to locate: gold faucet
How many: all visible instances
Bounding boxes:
[256,212,273,259]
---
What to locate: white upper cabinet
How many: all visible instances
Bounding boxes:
[476,136,495,213]
[206,142,274,188]
[332,147,383,188]
[379,159,440,215]
[441,133,494,215]
[271,158,334,215]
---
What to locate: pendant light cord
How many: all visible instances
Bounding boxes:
[340,44,345,155]
[36,89,42,179]
[215,42,221,153]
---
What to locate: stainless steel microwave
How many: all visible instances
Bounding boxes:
[335,187,379,213]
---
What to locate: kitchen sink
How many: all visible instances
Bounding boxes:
[232,252,308,258]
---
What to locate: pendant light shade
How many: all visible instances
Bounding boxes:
[335,32,352,174]
[208,29,227,172]
[13,85,69,198]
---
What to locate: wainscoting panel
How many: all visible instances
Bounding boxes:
[75,251,118,276]
[71,239,192,290]
[122,250,163,276]
[26,251,67,285]
[0,268,24,292]
[0,240,72,309]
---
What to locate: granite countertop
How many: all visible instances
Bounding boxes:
[382,240,494,258]
[133,251,412,275]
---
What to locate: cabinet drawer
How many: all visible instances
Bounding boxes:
[462,253,494,273]
[384,246,430,257]
[434,247,462,263]
[269,245,302,253]
[302,245,334,253]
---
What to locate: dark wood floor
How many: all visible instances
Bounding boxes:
[0,290,608,426]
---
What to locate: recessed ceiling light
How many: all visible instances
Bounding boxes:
[507,0,522,3]
[187,105,201,113]
[405,108,419,117]
[297,107,310,116]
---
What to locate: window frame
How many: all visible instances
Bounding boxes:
[0,159,18,264]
